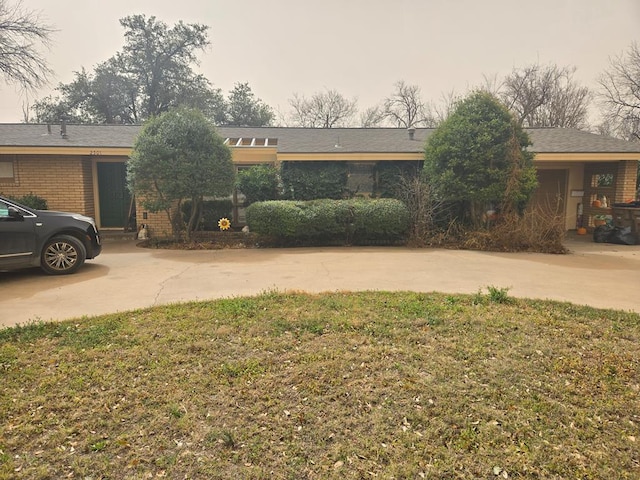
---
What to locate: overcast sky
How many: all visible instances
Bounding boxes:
[1,0,638,124]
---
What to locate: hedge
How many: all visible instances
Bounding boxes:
[246,198,410,245]
[280,161,348,200]
[181,199,233,231]
[236,165,280,206]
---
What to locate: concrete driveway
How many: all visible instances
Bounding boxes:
[1,236,639,328]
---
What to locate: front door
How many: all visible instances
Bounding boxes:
[97,162,131,229]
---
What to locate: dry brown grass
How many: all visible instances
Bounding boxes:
[419,207,567,254]
[2,291,638,479]
[462,208,567,254]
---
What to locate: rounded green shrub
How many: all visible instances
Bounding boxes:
[246,198,410,245]
[352,198,411,241]
[246,201,306,237]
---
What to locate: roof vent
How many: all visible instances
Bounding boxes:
[408,127,415,140]
[60,119,68,139]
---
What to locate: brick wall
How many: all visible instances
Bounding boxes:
[134,203,176,239]
[615,160,639,203]
[81,158,96,218]
[0,154,95,216]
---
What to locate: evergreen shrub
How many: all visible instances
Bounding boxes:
[5,192,48,210]
[246,198,409,245]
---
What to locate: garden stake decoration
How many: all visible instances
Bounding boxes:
[218,218,231,231]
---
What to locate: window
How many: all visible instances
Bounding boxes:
[0,161,14,180]
[592,173,614,187]
[347,162,375,195]
[224,137,277,146]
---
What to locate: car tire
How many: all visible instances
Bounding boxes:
[40,235,87,275]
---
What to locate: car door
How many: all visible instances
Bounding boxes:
[0,200,37,268]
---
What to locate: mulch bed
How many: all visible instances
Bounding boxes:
[139,231,260,249]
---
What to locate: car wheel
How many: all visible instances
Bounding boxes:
[41,235,87,275]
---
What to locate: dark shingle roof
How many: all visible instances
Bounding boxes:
[0,124,639,154]
[218,127,432,153]
[0,123,140,148]
[525,128,640,153]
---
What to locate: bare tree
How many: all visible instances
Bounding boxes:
[497,63,591,129]
[598,42,640,141]
[479,73,502,96]
[288,89,358,128]
[431,89,462,126]
[383,81,435,128]
[359,105,386,127]
[0,0,54,90]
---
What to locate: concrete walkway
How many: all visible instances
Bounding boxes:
[1,236,639,328]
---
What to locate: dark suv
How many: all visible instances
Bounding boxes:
[0,195,102,274]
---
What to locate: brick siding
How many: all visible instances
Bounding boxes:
[615,160,638,203]
[3,153,637,236]
[134,204,176,239]
[0,154,95,216]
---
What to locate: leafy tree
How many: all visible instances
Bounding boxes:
[496,63,591,129]
[223,82,274,126]
[127,108,235,239]
[598,42,640,141]
[423,91,537,227]
[0,0,53,90]
[34,62,136,123]
[288,89,357,128]
[117,14,209,119]
[32,15,224,124]
[236,165,280,205]
[32,94,87,124]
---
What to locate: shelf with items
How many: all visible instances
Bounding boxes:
[584,203,614,228]
[583,165,616,228]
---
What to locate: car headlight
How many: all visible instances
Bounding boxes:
[72,214,97,231]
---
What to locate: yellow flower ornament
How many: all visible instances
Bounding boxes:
[218,218,231,231]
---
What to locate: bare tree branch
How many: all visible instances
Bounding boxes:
[431,89,462,125]
[0,0,54,90]
[383,81,435,128]
[359,105,386,127]
[288,89,358,128]
[496,63,591,129]
[597,42,640,141]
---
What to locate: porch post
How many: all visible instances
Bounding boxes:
[615,160,638,203]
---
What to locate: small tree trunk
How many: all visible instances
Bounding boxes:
[186,196,202,241]
[166,201,185,241]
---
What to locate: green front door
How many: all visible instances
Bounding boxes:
[97,162,131,228]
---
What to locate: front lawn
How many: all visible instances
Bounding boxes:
[1,291,638,478]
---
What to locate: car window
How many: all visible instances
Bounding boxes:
[0,201,9,218]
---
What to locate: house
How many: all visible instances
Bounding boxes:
[0,123,638,236]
